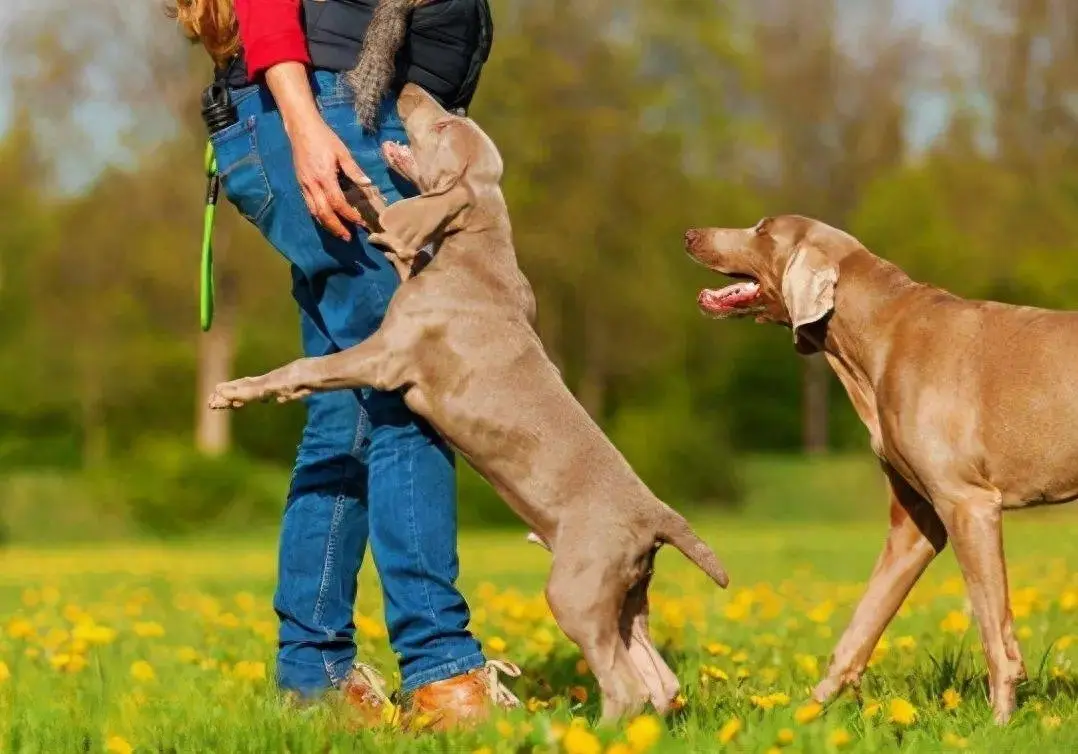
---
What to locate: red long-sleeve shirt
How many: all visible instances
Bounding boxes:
[233,0,310,81]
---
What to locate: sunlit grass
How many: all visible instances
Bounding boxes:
[3,515,1078,751]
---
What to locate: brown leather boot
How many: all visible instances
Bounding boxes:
[405,661,521,732]
[338,663,392,728]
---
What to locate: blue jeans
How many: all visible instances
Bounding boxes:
[210,70,484,696]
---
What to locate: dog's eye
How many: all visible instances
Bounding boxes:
[754,217,773,236]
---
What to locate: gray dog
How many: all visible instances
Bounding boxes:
[210,84,729,721]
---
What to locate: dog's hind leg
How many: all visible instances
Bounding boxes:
[209,330,398,409]
[546,556,649,723]
[934,488,1026,724]
[621,570,680,714]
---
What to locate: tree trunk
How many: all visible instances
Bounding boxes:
[802,353,829,454]
[195,265,237,457]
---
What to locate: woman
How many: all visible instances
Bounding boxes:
[171,0,511,730]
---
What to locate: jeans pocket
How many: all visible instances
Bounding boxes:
[211,115,274,224]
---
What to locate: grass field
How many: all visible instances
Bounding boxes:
[4,512,1078,752]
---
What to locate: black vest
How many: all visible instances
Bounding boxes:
[217,0,493,113]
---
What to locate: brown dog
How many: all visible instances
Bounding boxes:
[209,84,729,721]
[683,213,1078,723]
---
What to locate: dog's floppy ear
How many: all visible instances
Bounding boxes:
[368,181,471,262]
[782,242,838,353]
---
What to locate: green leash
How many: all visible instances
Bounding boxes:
[201,141,217,332]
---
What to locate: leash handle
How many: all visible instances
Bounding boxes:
[201,141,217,332]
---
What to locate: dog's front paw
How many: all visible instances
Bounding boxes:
[208,377,263,410]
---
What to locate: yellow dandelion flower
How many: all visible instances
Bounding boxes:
[670,693,687,711]
[776,728,795,745]
[66,655,88,673]
[105,736,133,754]
[0,661,9,682]
[72,623,116,646]
[1061,591,1078,612]
[765,748,781,754]
[473,748,493,754]
[794,701,822,724]
[217,612,241,629]
[575,658,590,675]
[625,715,662,753]
[942,732,968,749]
[177,647,200,664]
[701,665,728,682]
[24,648,39,659]
[888,698,917,726]
[895,636,917,651]
[942,688,962,711]
[232,660,266,681]
[49,654,71,671]
[807,601,834,624]
[130,660,156,682]
[717,718,742,744]
[532,627,556,650]
[736,666,751,679]
[606,745,632,754]
[124,602,142,618]
[570,686,589,703]
[731,650,748,663]
[1056,635,1074,650]
[795,654,819,677]
[759,667,780,684]
[706,642,732,656]
[750,692,790,711]
[723,602,749,622]
[234,592,257,612]
[526,697,550,713]
[1043,715,1062,729]
[940,610,970,634]
[562,725,602,754]
[1017,625,1033,640]
[496,719,514,738]
[133,621,165,639]
[486,636,507,654]
[6,617,35,640]
[1052,665,1067,679]
[862,701,881,719]
[829,728,851,747]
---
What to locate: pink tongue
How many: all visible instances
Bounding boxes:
[698,281,760,311]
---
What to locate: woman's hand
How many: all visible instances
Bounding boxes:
[265,62,370,241]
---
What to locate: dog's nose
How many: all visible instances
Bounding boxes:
[684,228,701,248]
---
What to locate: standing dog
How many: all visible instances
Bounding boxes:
[210,84,730,721]
[684,214,1078,723]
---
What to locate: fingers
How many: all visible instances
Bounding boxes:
[338,151,371,192]
[296,141,371,241]
[304,182,351,241]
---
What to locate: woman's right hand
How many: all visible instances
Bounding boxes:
[265,61,370,241]
[288,118,370,240]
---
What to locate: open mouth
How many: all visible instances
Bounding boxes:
[697,277,762,318]
[381,141,417,179]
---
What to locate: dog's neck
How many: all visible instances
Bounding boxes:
[815,249,936,451]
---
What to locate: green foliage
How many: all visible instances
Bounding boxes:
[85,439,283,538]
[6,0,1078,536]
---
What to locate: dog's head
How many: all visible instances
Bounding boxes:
[370,85,505,260]
[684,215,862,353]
[390,83,503,196]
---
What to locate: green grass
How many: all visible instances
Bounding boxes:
[4,510,1078,752]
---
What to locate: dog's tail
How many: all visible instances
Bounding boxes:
[659,508,730,589]
[346,0,417,132]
